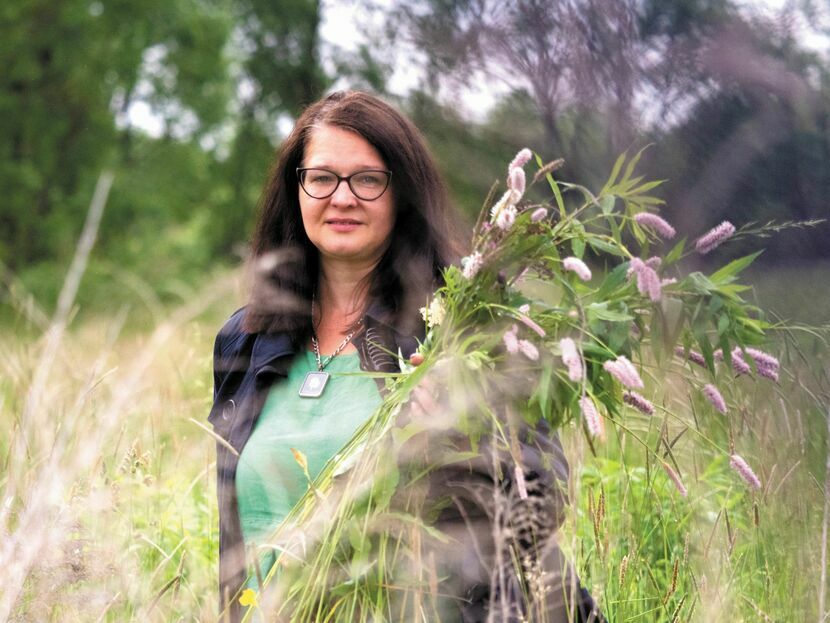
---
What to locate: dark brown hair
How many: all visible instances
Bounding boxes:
[243,90,464,341]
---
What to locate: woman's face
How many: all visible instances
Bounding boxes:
[299,125,395,267]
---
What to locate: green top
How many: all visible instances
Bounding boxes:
[235,349,382,578]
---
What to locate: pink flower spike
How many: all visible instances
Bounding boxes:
[675,346,707,368]
[629,257,662,302]
[495,205,518,230]
[603,355,644,389]
[662,462,688,497]
[623,390,655,415]
[702,384,727,414]
[645,256,662,270]
[508,167,526,196]
[730,348,751,376]
[563,256,592,281]
[695,221,736,254]
[518,339,539,361]
[461,251,484,279]
[531,207,547,222]
[503,325,519,354]
[490,190,519,220]
[745,347,779,372]
[730,454,762,490]
[580,396,604,439]
[634,212,677,239]
[560,337,584,382]
[756,364,779,383]
[517,313,546,337]
[509,148,533,171]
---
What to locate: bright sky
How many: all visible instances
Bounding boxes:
[126,0,829,138]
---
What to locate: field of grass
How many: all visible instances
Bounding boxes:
[1,264,827,622]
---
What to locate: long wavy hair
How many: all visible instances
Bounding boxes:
[243,90,464,343]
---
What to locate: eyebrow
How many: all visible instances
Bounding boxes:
[303,163,387,170]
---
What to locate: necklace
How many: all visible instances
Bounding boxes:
[299,308,363,398]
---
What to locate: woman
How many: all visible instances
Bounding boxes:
[208,91,601,622]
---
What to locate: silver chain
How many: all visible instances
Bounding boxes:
[311,297,363,371]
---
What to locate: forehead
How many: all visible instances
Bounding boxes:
[303,124,386,170]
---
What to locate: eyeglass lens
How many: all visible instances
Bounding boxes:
[299,169,390,200]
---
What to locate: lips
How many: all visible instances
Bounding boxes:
[325,218,362,232]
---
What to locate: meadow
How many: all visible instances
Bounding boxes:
[0,260,827,622]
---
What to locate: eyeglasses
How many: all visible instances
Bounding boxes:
[297,167,392,201]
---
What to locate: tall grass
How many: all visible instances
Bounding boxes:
[563,328,829,621]
[1,271,827,621]
[1,171,827,621]
[0,174,242,621]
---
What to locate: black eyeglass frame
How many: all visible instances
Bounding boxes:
[296,167,393,201]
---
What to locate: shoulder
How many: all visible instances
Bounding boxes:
[214,307,252,358]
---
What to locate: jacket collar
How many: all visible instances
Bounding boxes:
[247,298,421,374]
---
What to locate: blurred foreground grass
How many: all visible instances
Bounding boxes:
[0,265,827,621]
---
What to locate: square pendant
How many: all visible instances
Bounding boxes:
[299,371,330,398]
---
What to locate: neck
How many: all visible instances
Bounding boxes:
[316,257,376,329]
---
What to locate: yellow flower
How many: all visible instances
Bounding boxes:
[239,588,259,608]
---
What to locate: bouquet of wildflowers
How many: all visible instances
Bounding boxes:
[239,148,784,622]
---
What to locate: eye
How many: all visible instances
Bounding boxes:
[355,172,384,186]
[308,171,335,185]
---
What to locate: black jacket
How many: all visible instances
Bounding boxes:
[209,306,602,622]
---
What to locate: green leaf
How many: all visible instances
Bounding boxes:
[600,195,616,214]
[737,316,768,336]
[571,221,586,258]
[626,179,666,196]
[595,262,632,299]
[717,313,731,336]
[603,151,627,194]
[709,251,763,285]
[587,302,634,322]
[586,237,627,257]
[686,272,716,295]
[549,173,566,218]
[665,238,686,265]
[622,146,649,184]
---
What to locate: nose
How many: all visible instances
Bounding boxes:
[329,178,358,207]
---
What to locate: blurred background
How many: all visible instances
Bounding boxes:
[1,0,829,327]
